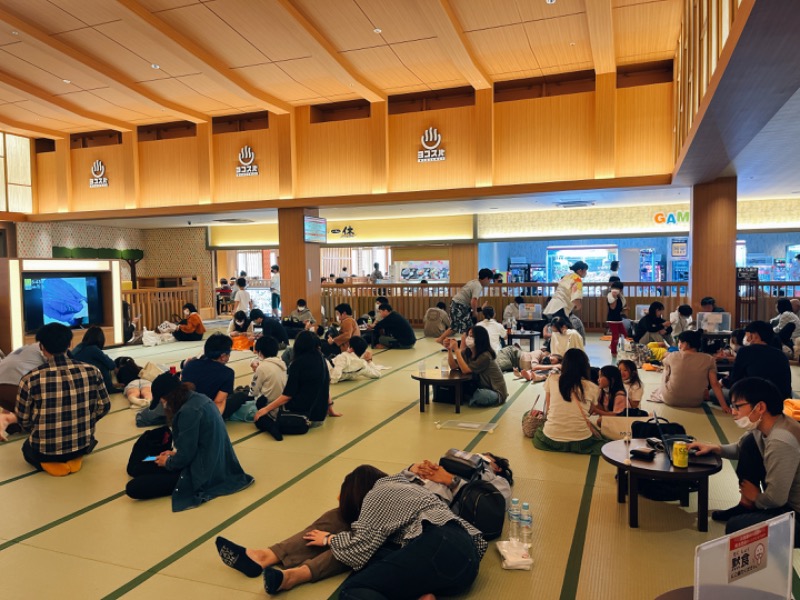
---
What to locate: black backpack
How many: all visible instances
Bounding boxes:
[450,479,506,541]
[631,416,686,440]
[127,426,173,477]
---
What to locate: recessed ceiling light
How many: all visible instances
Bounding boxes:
[546,0,557,4]
[151,63,160,70]
[62,79,71,84]
[373,28,382,34]
[10,30,18,35]
[569,42,576,47]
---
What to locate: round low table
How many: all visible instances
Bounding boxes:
[506,330,541,350]
[411,369,472,414]
[601,439,722,531]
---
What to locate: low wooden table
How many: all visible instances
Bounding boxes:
[506,330,541,351]
[601,439,722,532]
[411,369,473,414]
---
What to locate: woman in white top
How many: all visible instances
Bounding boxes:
[543,261,588,320]
[532,348,604,455]
[548,316,585,357]
[774,298,800,352]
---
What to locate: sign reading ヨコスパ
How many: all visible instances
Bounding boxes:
[654,210,689,225]
[417,127,445,163]
[236,145,259,177]
[89,160,108,188]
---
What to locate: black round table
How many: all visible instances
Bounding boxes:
[601,439,722,531]
[411,369,472,414]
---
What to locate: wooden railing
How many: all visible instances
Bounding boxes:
[321,282,690,330]
[738,281,800,325]
[122,287,199,331]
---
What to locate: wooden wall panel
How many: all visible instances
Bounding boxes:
[278,207,322,322]
[494,93,596,184]
[35,153,58,214]
[449,243,478,283]
[616,82,674,176]
[71,145,126,211]
[213,129,280,202]
[139,138,200,207]
[595,73,617,178]
[388,106,477,192]
[392,246,451,262]
[296,108,374,198]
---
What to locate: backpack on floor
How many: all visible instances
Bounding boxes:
[127,426,173,477]
[450,478,506,541]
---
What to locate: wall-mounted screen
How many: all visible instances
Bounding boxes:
[22,273,104,333]
[304,216,327,244]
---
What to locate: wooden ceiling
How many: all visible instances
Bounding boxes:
[0,0,681,137]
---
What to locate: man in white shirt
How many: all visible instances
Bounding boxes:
[502,296,524,328]
[544,261,588,322]
[0,343,47,440]
[269,265,281,317]
[476,306,507,353]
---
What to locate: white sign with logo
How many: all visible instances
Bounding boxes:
[236,145,259,177]
[417,127,445,163]
[728,524,768,583]
[89,160,109,188]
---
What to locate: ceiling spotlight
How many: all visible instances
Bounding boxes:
[151,63,160,70]
[546,0,556,4]
[62,79,71,84]
[569,42,576,46]
[10,30,19,35]
[373,27,382,34]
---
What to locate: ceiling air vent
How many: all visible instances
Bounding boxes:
[213,218,255,224]
[554,200,595,208]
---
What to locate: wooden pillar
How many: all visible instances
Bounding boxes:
[276,109,298,200]
[370,101,388,193]
[278,207,321,322]
[197,122,214,204]
[449,243,479,284]
[594,72,616,179]
[690,177,737,313]
[475,88,494,187]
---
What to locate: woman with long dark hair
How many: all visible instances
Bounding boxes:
[774,297,800,353]
[72,326,124,393]
[447,326,508,406]
[125,373,253,511]
[593,365,628,415]
[532,348,605,454]
[254,330,338,440]
[634,301,672,345]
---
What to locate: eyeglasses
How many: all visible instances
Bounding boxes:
[731,402,751,411]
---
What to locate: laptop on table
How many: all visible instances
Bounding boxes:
[652,410,721,467]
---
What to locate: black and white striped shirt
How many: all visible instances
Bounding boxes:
[329,473,487,570]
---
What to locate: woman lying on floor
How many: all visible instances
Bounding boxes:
[216,453,512,596]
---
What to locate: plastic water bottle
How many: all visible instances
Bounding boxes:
[507,498,521,542]
[418,360,426,375]
[520,502,533,548]
[440,356,450,375]
[617,335,625,356]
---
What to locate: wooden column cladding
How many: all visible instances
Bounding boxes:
[594,73,616,179]
[690,177,737,313]
[278,207,321,323]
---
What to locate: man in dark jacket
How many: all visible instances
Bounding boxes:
[374,304,416,349]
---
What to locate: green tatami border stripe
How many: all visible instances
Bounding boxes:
[0,492,127,551]
[464,380,530,453]
[100,400,419,600]
[701,403,730,445]
[559,454,600,600]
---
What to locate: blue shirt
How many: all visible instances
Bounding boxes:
[180,357,235,400]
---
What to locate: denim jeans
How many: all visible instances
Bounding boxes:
[339,521,481,600]
[468,388,501,407]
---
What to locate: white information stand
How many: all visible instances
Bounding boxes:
[694,513,794,599]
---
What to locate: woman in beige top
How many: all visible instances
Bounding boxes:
[657,330,728,411]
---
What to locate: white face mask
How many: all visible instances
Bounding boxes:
[734,412,761,431]
[236,321,244,327]
[183,309,190,316]
[465,336,475,349]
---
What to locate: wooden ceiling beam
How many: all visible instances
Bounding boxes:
[0,70,133,132]
[585,0,616,74]
[0,116,64,139]
[0,6,208,124]
[276,0,386,103]
[114,0,292,115]
[415,0,491,90]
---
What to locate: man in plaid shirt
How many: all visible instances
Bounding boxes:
[16,323,110,476]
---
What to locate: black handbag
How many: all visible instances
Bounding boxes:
[439,449,483,479]
[631,416,686,440]
[127,426,172,477]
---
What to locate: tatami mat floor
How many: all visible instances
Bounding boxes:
[1,331,799,600]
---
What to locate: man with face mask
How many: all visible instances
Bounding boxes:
[726,320,791,400]
[691,378,800,545]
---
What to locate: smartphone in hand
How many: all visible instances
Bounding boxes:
[142,456,158,462]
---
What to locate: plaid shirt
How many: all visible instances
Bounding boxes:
[329,473,487,571]
[16,353,111,456]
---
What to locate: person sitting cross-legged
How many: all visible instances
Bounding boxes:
[16,323,111,475]
[690,377,800,546]
[328,336,381,383]
[373,303,416,349]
